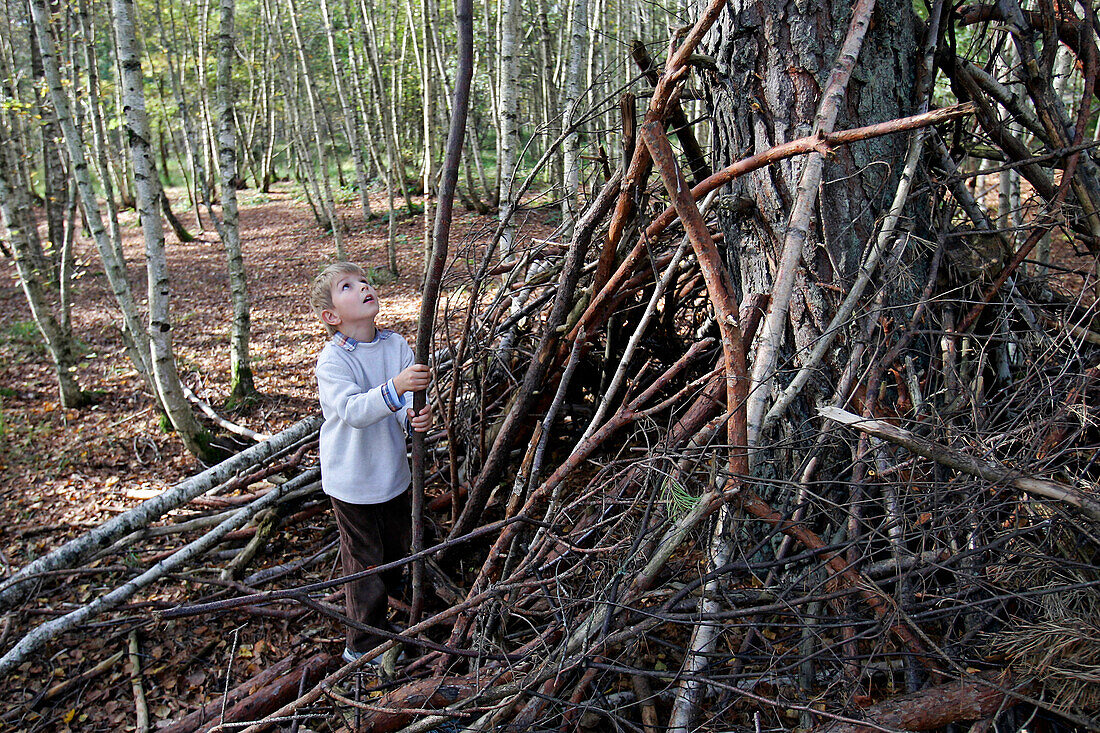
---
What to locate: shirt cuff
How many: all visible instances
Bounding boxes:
[381,379,406,412]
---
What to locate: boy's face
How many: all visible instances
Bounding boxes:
[323,272,380,331]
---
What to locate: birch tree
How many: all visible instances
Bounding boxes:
[496,0,521,259]
[319,0,373,221]
[111,0,214,460]
[27,0,152,386]
[560,0,588,235]
[0,119,85,408]
[284,0,345,256]
[215,0,257,400]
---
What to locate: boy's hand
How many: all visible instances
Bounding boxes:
[407,405,433,433]
[393,363,431,394]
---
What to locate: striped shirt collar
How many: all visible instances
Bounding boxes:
[333,329,388,352]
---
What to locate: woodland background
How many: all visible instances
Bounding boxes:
[1,0,1100,731]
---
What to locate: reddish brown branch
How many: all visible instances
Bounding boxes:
[573,103,975,342]
[641,120,749,479]
[812,673,1025,733]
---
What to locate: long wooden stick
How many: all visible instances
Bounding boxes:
[641,121,748,478]
[409,0,474,628]
[603,0,730,269]
[819,406,1100,522]
[128,630,150,733]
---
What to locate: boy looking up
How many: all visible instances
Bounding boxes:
[310,262,432,664]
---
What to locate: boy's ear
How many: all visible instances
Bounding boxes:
[321,309,342,327]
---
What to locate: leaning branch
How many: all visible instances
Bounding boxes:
[0,415,321,612]
[819,407,1100,522]
[0,470,320,676]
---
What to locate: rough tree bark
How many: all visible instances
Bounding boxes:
[703,0,921,460]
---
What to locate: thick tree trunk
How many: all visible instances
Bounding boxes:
[704,0,920,452]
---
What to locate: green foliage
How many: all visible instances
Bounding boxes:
[3,321,46,356]
[333,183,362,205]
[663,478,699,519]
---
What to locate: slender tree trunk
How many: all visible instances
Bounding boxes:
[105,0,136,210]
[319,0,373,220]
[284,0,345,256]
[410,0,474,628]
[355,0,414,213]
[29,25,67,280]
[262,0,324,224]
[216,0,256,400]
[158,0,213,233]
[421,0,436,267]
[112,0,214,461]
[29,0,152,386]
[0,125,84,408]
[497,0,521,259]
[560,0,588,235]
[534,0,556,187]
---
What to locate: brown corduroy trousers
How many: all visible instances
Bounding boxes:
[329,490,411,653]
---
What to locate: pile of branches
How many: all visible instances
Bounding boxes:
[4,1,1100,731]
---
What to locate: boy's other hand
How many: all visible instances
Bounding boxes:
[407,405,433,433]
[394,363,431,394]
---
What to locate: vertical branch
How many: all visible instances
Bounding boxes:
[409,0,474,627]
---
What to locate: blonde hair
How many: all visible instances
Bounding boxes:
[310,261,368,335]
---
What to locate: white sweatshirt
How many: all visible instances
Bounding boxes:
[315,330,414,504]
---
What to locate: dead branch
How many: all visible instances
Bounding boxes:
[160,655,297,733]
[0,470,320,676]
[129,629,150,733]
[196,652,335,733]
[812,673,1025,733]
[0,416,321,612]
[819,406,1100,522]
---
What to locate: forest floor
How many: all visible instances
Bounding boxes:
[0,183,554,731]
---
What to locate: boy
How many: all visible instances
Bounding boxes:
[310,262,432,664]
